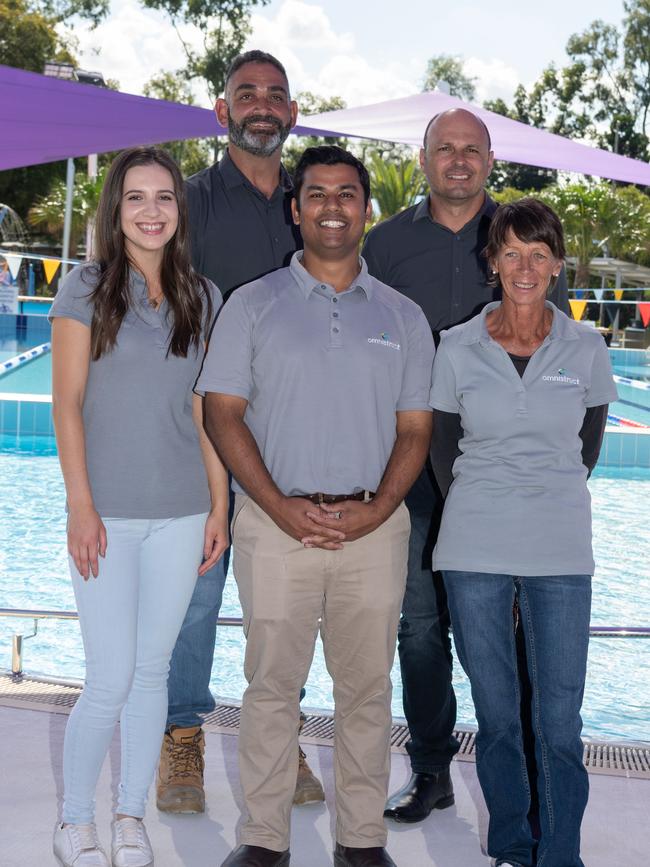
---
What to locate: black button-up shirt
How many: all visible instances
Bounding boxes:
[362,194,569,340]
[186,149,302,298]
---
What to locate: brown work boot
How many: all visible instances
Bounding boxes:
[156,725,205,813]
[293,745,325,805]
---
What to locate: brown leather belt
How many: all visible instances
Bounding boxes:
[292,491,375,505]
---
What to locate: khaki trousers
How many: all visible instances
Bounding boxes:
[232,495,410,851]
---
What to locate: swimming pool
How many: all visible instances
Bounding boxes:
[0,437,648,742]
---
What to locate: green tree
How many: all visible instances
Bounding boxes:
[368,154,427,222]
[0,0,82,223]
[28,168,106,256]
[539,182,650,286]
[139,0,269,101]
[143,71,212,176]
[0,0,76,73]
[422,54,477,101]
[501,3,650,160]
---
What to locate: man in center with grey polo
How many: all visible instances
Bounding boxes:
[196,145,434,867]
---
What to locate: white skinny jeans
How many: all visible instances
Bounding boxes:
[62,513,206,823]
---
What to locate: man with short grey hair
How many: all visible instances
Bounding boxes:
[362,107,570,824]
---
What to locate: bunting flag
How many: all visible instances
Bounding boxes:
[604,304,620,326]
[614,289,624,301]
[569,300,588,321]
[592,289,605,301]
[43,259,60,284]
[5,255,23,279]
[575,289,584,299]
[638,302,650,328]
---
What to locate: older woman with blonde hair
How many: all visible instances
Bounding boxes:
[429,198,617,867]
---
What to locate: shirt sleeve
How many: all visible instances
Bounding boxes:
[585,334,618,407]
[195,288,253,399]
[47,265,95,327]
[431,409,463,498]
[579,404,608,476]
[549,266,570,315]
[396,308,435,411]
[429,334,460,413]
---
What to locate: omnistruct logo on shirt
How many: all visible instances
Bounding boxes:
[368,332,401,350]
[542,367,580,385]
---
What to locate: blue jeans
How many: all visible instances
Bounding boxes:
[444,571,591,867]
[63,514,206,823]
[398,464,459,772]
[166,556,227,728]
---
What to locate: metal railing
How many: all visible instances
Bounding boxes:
[1,607,649,679]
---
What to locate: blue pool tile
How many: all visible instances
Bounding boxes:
[603,431,622,466]
[34,402,53,436]
[0,400,18,434]
[17,401,36,436]
[620,433,638,466]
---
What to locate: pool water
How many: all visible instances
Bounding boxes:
[0,438,648,742]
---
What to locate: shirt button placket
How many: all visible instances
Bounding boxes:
[330,295,342,346]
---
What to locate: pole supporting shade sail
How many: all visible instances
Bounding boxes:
[2,64,650,186]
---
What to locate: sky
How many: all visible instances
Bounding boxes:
[68,0,625,110]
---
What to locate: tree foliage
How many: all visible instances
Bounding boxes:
[28,168,106,255]
[422,54,477,101]
[540,182,650,286]
[498,2,650,160]
[368,155,427,222]
[0,0,76,72]
[143,71,212,176]
[139,0,268,101]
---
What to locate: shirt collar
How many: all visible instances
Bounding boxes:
[413,191,497,229]
[460,300,579,346]
[289,251,372,299]
[220,148,293,194]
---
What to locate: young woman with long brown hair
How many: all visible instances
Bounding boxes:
[49,146,228,867]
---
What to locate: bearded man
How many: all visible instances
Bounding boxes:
[157,50,323,817]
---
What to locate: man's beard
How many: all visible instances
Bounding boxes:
[228,109,291,157]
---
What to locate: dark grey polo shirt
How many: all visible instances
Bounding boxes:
[362,194,570,338]
[429,301,618,576]
[186,149,302,297]
[196,252,435,497]
[49,265,220,519]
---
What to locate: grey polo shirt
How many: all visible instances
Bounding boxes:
[362,194,570,338]
[196,252,435,496]
[186,149,302,297]
[49,265,220,519]
[429,301,618,576]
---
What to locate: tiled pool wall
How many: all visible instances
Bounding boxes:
[1,315,649,467]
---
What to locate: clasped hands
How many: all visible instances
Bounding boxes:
[272,496,386,550]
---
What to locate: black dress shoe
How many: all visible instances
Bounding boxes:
[333,843,397,866]
[383,770,454,823]
[220,844,290,866]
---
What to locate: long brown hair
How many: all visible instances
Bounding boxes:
[86,146,212,359]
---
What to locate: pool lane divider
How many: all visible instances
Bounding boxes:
[613,374,650,392]
[0,343,51,378]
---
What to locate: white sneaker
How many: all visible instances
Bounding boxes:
[111,818,154,867]
[490,860,519,867]
[53,823,109,866]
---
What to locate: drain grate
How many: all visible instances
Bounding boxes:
[2,673,649,779]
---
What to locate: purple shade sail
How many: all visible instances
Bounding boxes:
[1,64,649,185]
